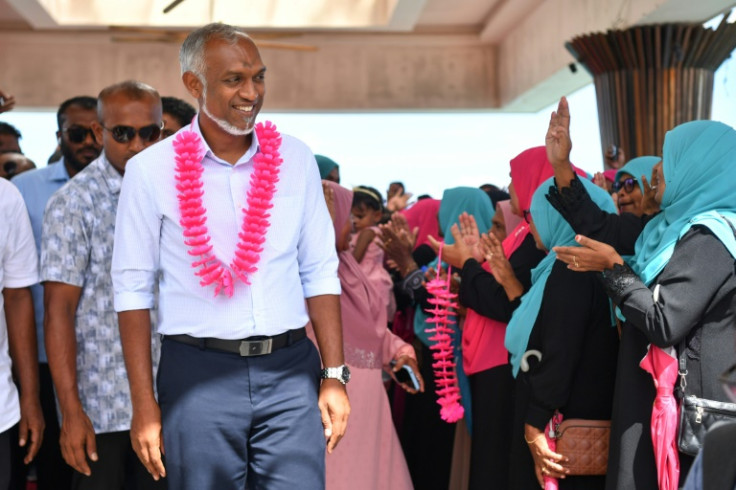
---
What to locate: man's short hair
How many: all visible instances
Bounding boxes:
[57,96,97,130]
[0,122,21,140]
[162,96,196,129]
[97,80,161,121]
[180,23,250,79]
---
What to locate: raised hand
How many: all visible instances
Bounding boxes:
[553,235,624,272]
[481,233,524,300]
[427,224,473,269]
[545,96,573,168]
[458,212,484,262]
[378,222,418,277]
[387,192,413,212]
[592,172,608,191]
[639,168,661,216]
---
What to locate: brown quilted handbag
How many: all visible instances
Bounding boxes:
[555,419,611,475]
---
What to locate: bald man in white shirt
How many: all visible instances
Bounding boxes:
[112,23,350,490]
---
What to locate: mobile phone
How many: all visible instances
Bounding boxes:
[390,359,421,391]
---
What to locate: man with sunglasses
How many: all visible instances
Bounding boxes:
[41,81,165,490]
[11,95,100,490]
[112,23,349,490]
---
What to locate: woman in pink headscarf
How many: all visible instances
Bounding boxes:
[319,180,425,490]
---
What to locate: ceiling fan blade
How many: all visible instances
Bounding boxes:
[163,0,187,14]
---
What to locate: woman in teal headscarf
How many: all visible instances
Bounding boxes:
[545,108,736,489]
[404,187,494,490]
[315,154,340,182]
[505,177,619,489]
[613,156,660,216]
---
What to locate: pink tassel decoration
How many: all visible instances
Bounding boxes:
[424,244,465,423]
[174,121,283,297]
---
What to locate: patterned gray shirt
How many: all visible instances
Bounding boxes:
[41,155,159,434]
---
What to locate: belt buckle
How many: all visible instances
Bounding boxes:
[239,338,273,356]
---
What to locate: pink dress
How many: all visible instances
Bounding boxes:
[317,183,414,490]
[349,227,396,319]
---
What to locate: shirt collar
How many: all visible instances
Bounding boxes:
[98,153,123,195]
[48,157,72,182]
[191,114,261,167]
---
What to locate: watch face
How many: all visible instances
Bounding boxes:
[341,366,351,383]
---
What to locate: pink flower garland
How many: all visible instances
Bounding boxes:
[424,244,465,423]
[173,121,283,297]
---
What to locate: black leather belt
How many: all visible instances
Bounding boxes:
[164,327,306,357]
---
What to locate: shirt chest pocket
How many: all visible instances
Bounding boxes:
[266,196,301,254]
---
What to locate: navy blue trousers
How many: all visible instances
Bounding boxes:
[157,336,325,490]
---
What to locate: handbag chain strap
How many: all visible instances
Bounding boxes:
[677,213,736,399]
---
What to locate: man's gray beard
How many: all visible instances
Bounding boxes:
[201,88,255,137]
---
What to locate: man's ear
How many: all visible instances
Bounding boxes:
[183,72,204,100]
[91,121,104,147]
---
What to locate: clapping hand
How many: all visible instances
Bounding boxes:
[480,233,524,300]
[553,235,624,272]
[639,168,661,216]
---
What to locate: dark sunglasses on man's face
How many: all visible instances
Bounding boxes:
[613,177,638,194]
[63,126,97,144]
[103,123,163,144]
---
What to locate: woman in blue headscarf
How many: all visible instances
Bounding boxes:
[613,156,660,216]
[505,177,619,489]
[402,187,494,490]
[545,96,736,489]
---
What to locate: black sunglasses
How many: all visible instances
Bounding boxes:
[523,209,532,224]
[613,177,638,193]
[63,126,97,144]
[103,123,163,144]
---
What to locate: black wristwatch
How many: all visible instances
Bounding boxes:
[321,364,351,385]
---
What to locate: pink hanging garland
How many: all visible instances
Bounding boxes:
[424,244,465,423]
[173,121,283,297]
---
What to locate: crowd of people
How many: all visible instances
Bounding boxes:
[1,20,735,490]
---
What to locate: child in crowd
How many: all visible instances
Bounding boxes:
[350,186,396,317]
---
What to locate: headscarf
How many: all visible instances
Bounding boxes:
[507,146,588,254]
[437,187,495,245]
[497,200,522,240]
[323,180,398,368]
[615,156,660,193]
[630,121,736,285]
[505,177,617,377]
[315,154,339,179]
[402,198,441,249]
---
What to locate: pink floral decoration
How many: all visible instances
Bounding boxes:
[424,244,464,423]
[173,121,283,297]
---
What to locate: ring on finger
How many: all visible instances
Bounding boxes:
[573,255,579,268]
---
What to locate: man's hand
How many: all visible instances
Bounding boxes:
[318,379,350,453]
[59,406,98,476]
[18,393,44,464]
[130,400,166,481]
[553,235,624,272]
